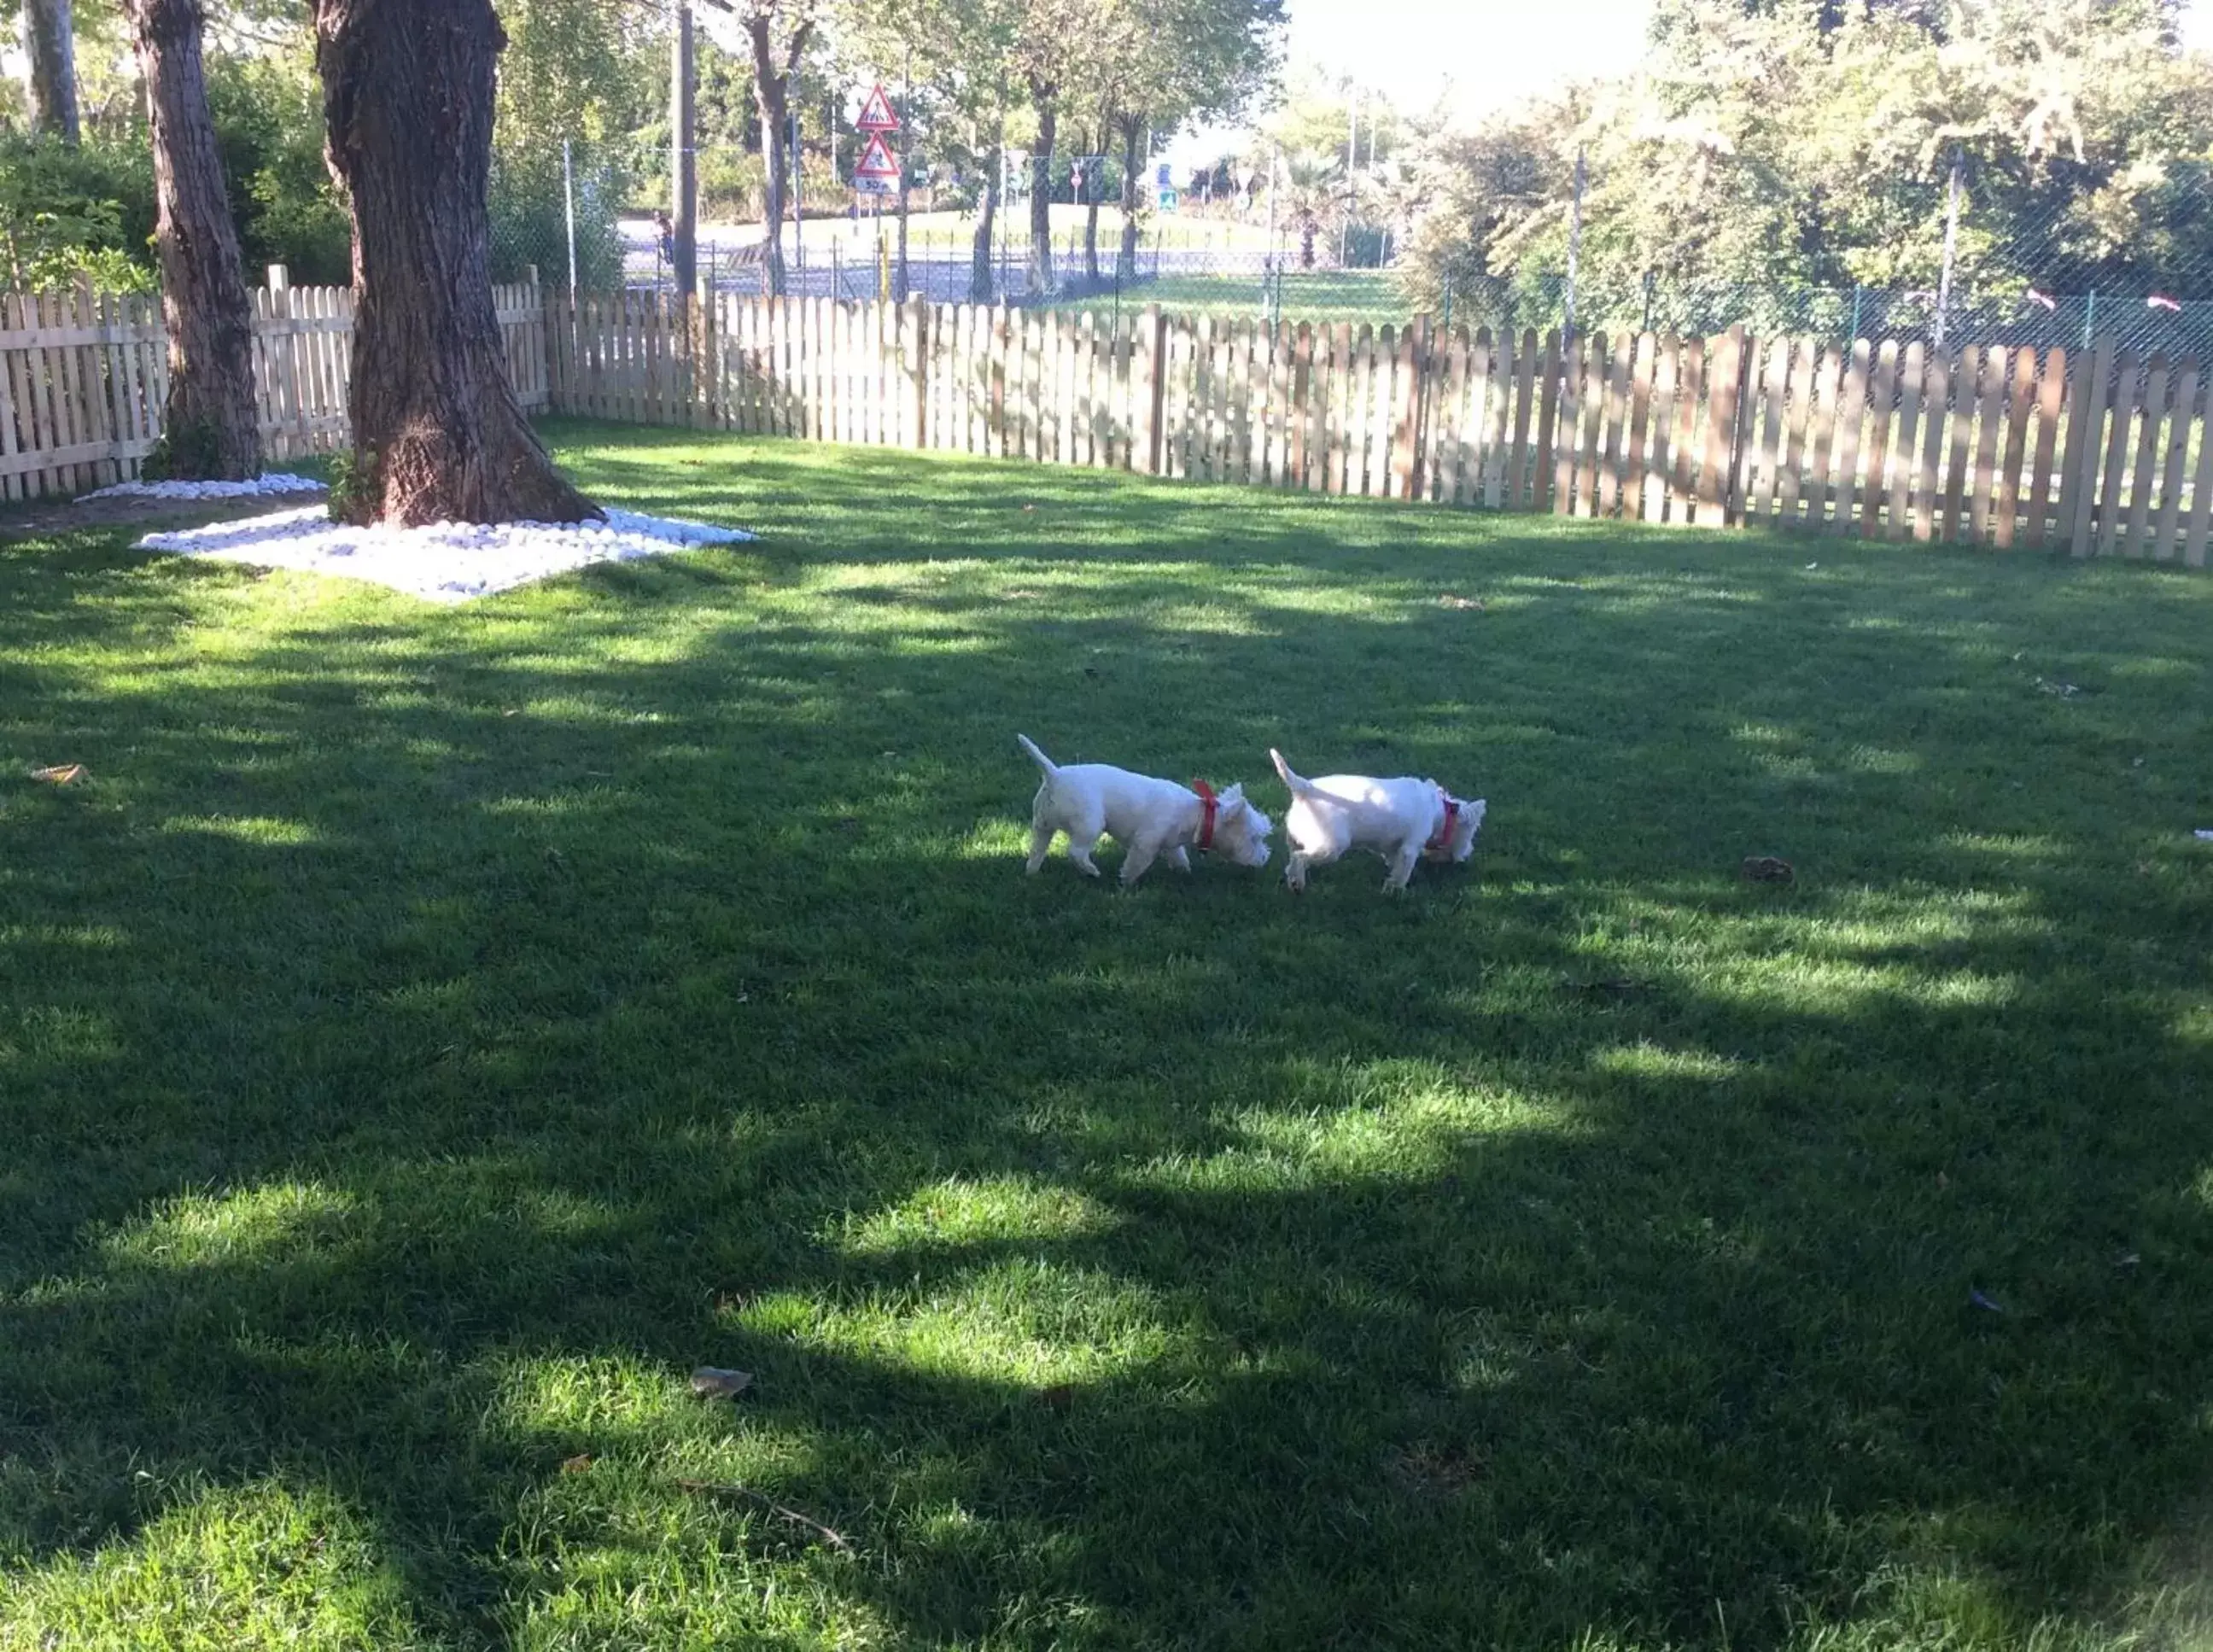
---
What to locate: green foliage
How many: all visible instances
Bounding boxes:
[204,46,353,285]
[1404,0,2213,331]
[138,423,223,485]
[0,132,157,292]
[488,144,628,288]
[323,443,377,524]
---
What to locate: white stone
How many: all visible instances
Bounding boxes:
[136,505,756,604]
[79,473,326,503]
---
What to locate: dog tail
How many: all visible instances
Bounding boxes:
[1270,748,1317,797]
[1016,733,1060,777]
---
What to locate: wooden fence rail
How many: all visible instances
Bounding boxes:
[0,271,547,501]
[546,291,2210,566]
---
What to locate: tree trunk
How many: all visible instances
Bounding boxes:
[314,0,596,526]
[1027,84,1056,295]
[135,0,259,480]
[745,13,794,299]
[1083,120,1101,283]
[670,0,696,299]
[22,0,80,143]
[970,149,997,304]
[1118,114,1143,279]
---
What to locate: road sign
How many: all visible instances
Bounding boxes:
[853,131,901,181]
[855,84,899,132]
[1157,187,1179,213]
[852,175,897,197]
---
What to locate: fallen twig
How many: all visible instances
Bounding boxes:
[674,1478,853,1551]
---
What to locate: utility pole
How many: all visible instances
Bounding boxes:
[671,0,696,298]
[897,46,912,301]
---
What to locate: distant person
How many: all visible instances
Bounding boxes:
[655,210,674,266]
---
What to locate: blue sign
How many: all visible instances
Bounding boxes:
[1157,187,1180,213]
[1156,161,1172,189]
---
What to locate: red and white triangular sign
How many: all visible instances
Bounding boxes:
[855,84,899,131]
[852,131,901,178]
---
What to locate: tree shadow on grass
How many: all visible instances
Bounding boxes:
[3,446,2212,1646]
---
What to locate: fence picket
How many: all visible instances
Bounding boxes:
[8,281,2213,570]
[2122,355,2168,557]
[2095,351,2140,557]
[1829,341,1871,535]
[1966,346,2006,546]
[2154,359,2195,562]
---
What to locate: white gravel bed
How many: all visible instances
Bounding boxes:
[79,473,326,501]
[137,505,756,603]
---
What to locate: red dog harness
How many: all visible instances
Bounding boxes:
[1193,779,1219,849]
[1425,790,1459,855]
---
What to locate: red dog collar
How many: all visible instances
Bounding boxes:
[1425,790,1459,854]
[1193,779,1219,849]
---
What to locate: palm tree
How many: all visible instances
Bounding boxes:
[1282,150,1349,268]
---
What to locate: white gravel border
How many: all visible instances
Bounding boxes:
[137,505,757,603]
[80,473,326,502]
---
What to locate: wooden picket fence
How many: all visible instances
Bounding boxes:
[546,292,2212,565]
[0,272,549,500]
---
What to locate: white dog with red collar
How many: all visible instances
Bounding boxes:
[1019,735,1273,885]
[1269,748,1486,893]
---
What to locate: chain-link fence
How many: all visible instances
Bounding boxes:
[555,133,2213,359]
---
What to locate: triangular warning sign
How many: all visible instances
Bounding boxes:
[855,85,899,131]
[853,131,901,178]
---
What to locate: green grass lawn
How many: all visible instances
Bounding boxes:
[4,421,2213,1649]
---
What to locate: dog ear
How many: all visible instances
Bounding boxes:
[1220,782,1246,803]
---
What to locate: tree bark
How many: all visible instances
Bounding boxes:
[670,0,696,299]
[135,0,259,480]
[1117,114,1143,279]
[745,13,809,301]
[314,0,596,526]
[1027,80,1056,295]
[970,148,997,304]
[22,0,80,143]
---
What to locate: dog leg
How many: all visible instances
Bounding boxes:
[1383,842,1422,892]
[1118,836,1164,887]
[1025,820,1057,874]
[1284,851,1311,892]
[1169,844,1193,873]
[1066,835,1105,878]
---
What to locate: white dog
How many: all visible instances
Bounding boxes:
[1270,748,1485,893]
[1019,735,1272,885]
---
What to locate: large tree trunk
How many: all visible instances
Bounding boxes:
[1027,83,1055,295]
[135,0,259,480]
[314,0,596,527]
[22,0,80,143]
[1117,114,1143,279]
[745,13,793,298]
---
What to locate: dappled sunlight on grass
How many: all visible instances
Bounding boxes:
[1,422,2210,1648]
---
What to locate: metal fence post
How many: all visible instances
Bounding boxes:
[1933,148,1961,349]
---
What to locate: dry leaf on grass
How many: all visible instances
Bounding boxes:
[690,1365,754,1399]
[1439,595,1485,610]
[1741,855,1795,884]
[29,764,86,785]
[561,1454,595,1474]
